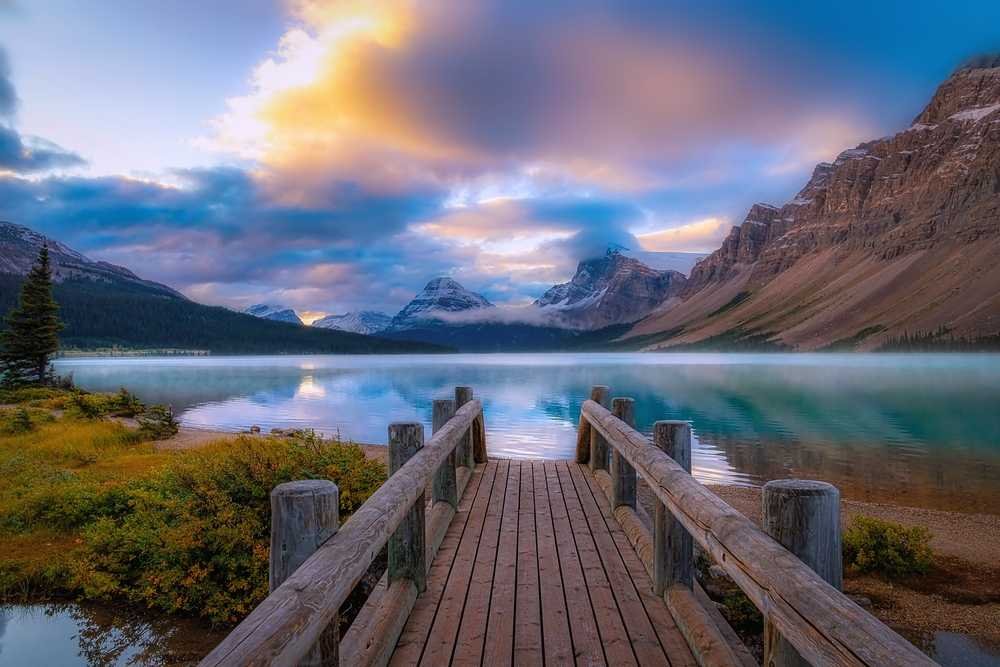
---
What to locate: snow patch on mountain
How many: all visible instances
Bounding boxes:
[312,311,391,335]
[243,304,304,325]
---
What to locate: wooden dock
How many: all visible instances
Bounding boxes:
[201,386,938,667]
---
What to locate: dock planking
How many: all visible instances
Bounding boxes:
[391,460,693,666]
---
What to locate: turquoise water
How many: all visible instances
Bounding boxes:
[55,353,1000,512]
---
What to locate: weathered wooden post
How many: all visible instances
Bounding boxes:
[432,399,458,508]
[473,410,488,464]
[762,479,842,667]
[588,386,611,472]
[454,386,475,469]
[389,423,427,594]
[576,385,609,464]
[652,421,693,595]
[270,479,340,666]
[610,397,637,509]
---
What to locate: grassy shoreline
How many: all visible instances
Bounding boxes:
[0,387,386,626]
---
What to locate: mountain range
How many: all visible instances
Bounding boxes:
[626,59,1000,350]
[2,64,998,353]
[0,221,441,354]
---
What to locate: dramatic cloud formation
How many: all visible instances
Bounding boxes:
[0,47,84,173]
[2,1,997,316]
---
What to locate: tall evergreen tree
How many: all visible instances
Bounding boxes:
[1,246,63,385]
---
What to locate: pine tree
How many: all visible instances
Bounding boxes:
[1,246,63,386]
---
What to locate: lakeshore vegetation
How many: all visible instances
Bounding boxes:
[0,386,386,624]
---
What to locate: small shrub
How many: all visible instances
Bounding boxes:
[137,405,179,440]
[844,515,933,578]
[74,434,385,624]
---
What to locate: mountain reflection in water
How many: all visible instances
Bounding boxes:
[56,353,1000,513]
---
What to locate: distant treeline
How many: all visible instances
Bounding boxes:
[877,327,1000,352]
[0,274,445,355]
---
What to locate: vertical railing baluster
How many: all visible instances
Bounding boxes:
[653,421,693,594]
[432,399,458,508]
[270,480,340,666]
[388,422,427,593]
[610,397,636,509]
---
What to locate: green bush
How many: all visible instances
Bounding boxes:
[73,434,385,624]
[68,388,146,420]
[136,404,179,440]
[843,515,933,578]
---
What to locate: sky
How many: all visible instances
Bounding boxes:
[1,1,999,321]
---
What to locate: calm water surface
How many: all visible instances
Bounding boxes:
[54,352,1000,512]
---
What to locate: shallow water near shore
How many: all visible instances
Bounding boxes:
[55,352,1000,513]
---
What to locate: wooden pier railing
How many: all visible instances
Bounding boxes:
[200,387,486,667]
[576,388,935,667]
[201,383,936,667]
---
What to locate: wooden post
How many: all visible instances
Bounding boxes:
[610,397,636,509]
[652,421,693,594]
[762,479,842,667]
[588,386,611,472]
[576,385,609,463]
[270,480,340,666]
[472,412,488,463]
[432,399,458,508]
[454,386,474,469]
[388,422,427,594]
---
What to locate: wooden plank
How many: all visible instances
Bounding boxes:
[544,461,605,665]
[482,461,522,666]
[555,462,638,666]
[582,400,934,667]
[532,462,574,665]
[386,463,488,666]
[201,400,483,667]
[583,465,750,667]
[572,464,696,667]
[452,459,510,664]
[417,460,500,666]
[513,462,543,666]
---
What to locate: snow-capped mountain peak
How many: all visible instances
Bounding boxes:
[390,277,494,329]
[243,304,304,325]
[312,311,391,335]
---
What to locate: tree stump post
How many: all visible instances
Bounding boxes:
[432,399,458,509]
[652,421,693,595]
[389,422,427,593]
[576,385,609,463]
[610,397,637,509]
[454,386,474,469]
[762,479,842,667]
[270,480,340,666]
[588,386,611,472]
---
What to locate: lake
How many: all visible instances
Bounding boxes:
[55,352,1000,513]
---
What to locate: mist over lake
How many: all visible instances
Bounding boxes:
[56,352,1000,513]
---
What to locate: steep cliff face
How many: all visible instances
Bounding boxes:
[630,63,1000,350]
[536,249,687,329]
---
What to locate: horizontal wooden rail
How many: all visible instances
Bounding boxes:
[200,399,483,667]
[581,399,935,667]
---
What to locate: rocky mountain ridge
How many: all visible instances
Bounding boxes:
[536,249,687,330]
[243,304,304,325]
[0,221,182,299]
[630,61,1000,350]
[312,311,391,335]
[390,277,494,330]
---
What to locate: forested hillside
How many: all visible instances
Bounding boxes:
[0,275,445,354]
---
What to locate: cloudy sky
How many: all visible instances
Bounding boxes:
[1,1,998,320]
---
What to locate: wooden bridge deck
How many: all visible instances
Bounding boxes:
[389,459,696,666]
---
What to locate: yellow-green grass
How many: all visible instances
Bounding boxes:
[0,389,386,625]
